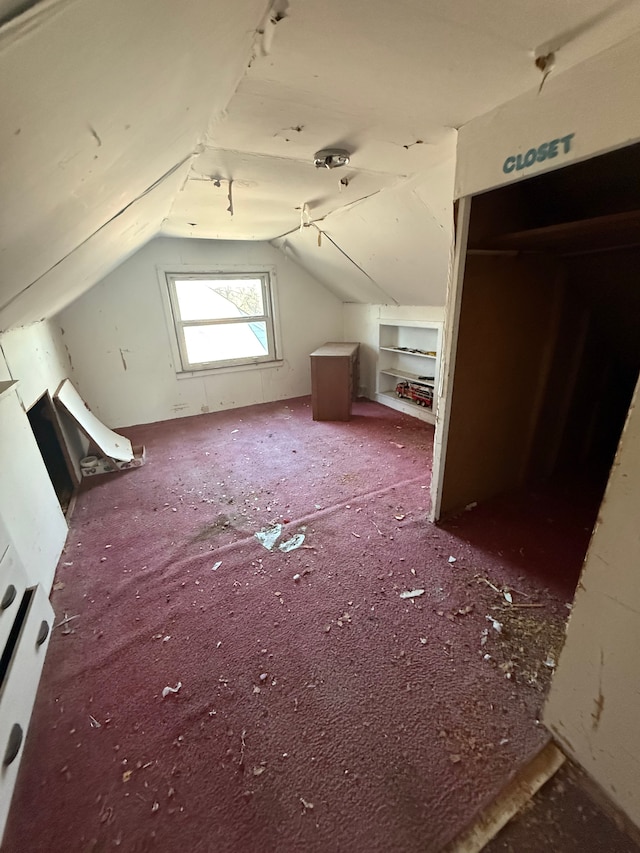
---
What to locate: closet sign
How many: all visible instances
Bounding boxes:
[502,133,575,174]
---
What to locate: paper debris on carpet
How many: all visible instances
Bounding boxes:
[161,681,182,698]
[300,797,314,811]
[400,589,425,599]
[255,524,283,550]
[212,561,222,571]
[448,556,457,563]
[279,533,305,552]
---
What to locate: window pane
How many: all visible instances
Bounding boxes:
[183,322,268,364]
[175,279,264,321]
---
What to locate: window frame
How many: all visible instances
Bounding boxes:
[161,267,281,375]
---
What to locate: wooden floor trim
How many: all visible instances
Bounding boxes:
[443,741,566,853]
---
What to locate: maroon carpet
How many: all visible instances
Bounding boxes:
[3,398,592,853]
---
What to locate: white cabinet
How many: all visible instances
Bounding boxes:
[375,320,442,424]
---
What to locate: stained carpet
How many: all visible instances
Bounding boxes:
[3,397,593,853]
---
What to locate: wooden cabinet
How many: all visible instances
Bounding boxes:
[310,342,359,421]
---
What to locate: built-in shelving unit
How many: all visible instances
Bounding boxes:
[375,320,442,424]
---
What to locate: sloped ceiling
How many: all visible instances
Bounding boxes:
[2,0,640,328]
[0,0,268,330]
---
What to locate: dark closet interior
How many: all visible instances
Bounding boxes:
[440,142,640,518]
[27,394,75,515]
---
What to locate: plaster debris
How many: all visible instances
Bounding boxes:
[255,524,283,550]
[300,797,314,812]
[544,656,556,669]
[238,728,247,766]
[279,533,305,552]
[53,581,65,591]
[293,573,301,582]
[486,617,503,634]
[448,556,457,563]
[400,589,425,599]
[55,613,80,630]
[161,682,182,698]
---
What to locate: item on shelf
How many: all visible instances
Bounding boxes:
[395,381,433,408]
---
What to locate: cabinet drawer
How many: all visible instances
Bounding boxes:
[0,546,29,654]
[0,584,54,841]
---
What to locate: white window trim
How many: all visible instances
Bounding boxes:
[157,264,283,377]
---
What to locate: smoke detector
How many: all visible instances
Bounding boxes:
[313,148,351,169]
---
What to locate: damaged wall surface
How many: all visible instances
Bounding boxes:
[0,0,267,331]
[56,238,344,428]
[0,321,71,589]
[544,378,640,828]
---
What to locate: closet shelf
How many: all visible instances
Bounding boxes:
[475,209,640,254]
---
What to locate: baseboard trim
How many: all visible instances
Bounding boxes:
[442,741,566,853]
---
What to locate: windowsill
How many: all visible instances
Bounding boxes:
[175,359,285,380]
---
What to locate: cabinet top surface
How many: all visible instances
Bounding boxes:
[310,342,359,358]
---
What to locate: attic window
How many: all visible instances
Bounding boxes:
[165,272,278,372]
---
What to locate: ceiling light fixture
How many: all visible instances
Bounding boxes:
[313,148,351,169]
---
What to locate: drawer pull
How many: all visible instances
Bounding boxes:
[1,585,16,610]
[36,620,50,647]
[3,724,23,767]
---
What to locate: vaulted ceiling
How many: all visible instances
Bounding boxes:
[2,0,640,328]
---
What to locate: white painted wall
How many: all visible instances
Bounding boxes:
[344,304,445,398]
[544,381,640,828]
[56,237,344,428]
[1,319,73,409]
[0,321,70,591]
[272,147,456,307]
[456,29,640,199]
[0,0,267,330]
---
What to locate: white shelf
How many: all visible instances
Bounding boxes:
[380,368,435,387]
[376,320,442,423]
[375,390,436,424]
[379,346,436,359]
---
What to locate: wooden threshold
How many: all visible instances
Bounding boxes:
[442,741,565,853]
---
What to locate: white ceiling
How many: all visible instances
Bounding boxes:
[2,0,640,327]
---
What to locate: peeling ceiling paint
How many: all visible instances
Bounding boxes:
[2,0,640,327]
